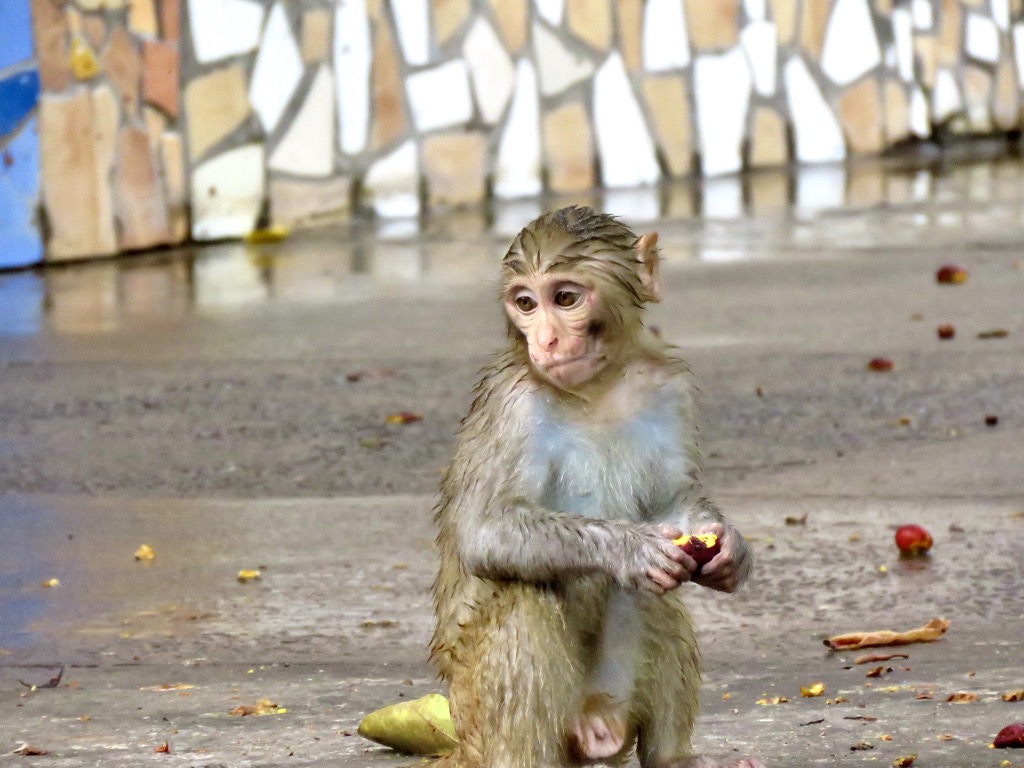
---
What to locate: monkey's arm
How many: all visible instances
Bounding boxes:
[667,495,753,593]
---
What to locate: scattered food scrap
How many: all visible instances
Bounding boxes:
[386,412,423,425]
[19,665,64,690]
[11,743,49,756]
[756,696,789,705]
[800,682,825,697]
[985,415,1000,427]
[1002,690,1024,702]
[850,742,874,751]
[994,723,1024,748]
[936,324,956,339]
[865,666,892,678]
[825,618,949,651]
[936,264,968,284]
[358,693,458,756]
[134,544,156,561]
[142,683,195,692]
[977,328,1009,339]
[894,524,933,556]
[155,741,171,753]
[237,569,262,583]
[230,698,287,716]
[244,225,289,244]
[785,513,808,526]
[867,357,895,372]
[892,754,917,767]
[947,692,978,703]
[346,368,397,383]
[41,578,60,588]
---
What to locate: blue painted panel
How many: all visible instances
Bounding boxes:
[0,0,34,73]
[0,68,40,139]
[0,116,42,268]
[0,273,43,335]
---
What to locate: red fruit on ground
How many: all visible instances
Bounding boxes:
[935,264,968,284]
[993,723,1024,748]
[895,524,933,555]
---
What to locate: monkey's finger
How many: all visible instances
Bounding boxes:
[645,568,678,592]
[657,523,684,540]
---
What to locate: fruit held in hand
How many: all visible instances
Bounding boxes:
[993,723,1024,748]
[894,524,933,556]
[673,533,721,574]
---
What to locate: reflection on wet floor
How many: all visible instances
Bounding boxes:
[3,155,1024,336]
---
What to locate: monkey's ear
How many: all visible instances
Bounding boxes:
[635,232,662,303]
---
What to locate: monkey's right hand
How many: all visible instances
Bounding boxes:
[620,524,697,594]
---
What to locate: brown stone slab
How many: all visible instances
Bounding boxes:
[749,106,788,168]
[567,0,611,51]
[114,124,171,250]
[159,131,188,241]
[371,10,407,150]
[641,75,692,177]
[542,100,595,193]
[269,176,352,228]
[184,64,250,161]
[837,77,884,155]
[128,0,159,37]
[422,131,488,207]
[799,0,830,58]
[685,0,739,49]
[883,79,910,144]
[160,0,180,42]
[102,26,143,113]
[993,52,1020,131]
[301,7,332,63]
[433,0,471,47]
[487,0,526,52]
[143,39,179,117]
[615,0,643,70]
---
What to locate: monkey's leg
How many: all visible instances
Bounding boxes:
[633,595,764,768]
[442,583,583,768]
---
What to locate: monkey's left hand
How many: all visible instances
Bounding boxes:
[691,522,752,593]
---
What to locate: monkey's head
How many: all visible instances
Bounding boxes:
[501,206,661,394]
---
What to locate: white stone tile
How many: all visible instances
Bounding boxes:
[194,244,268,307]
[463,17,516,124]
[406,59,473,131]
[643,0,690,72]
[820,0,881,85]
[189,0,264,64]
[534,0,565,27]
[794,165,846,218]
[740,21,776,95]
[932,68,962,121]
[533,21,595,95]
[702,177,743,219]
[364,139,420,217]
[191,145,266,240]
[335,0,371,154]
[393,0,431,65]
[784,56,846,164]
[269,65,335,177]
[743,0,767,21]
[1013,24,1024,85]
[911,0,933,30]
[892,7,914,81]
[694,48,751,176]
[593,52,660,187]
[965,12,999,63]
[910,86,930,137]
[992,0,1010,31]
[249,2,304,132]
[494,59,542,199]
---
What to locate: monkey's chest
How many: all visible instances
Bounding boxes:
[521,395,689,520]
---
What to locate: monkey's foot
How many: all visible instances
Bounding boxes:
[566,693,628,762]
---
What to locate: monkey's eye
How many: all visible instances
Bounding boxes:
[514,295,537,312]
[553,290,581,308]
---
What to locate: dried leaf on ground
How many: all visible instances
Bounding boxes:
[892,755,917,767]
[230,698,287,716]
[850,742,874,751]
[142,683,195,692]
[19,665,64,690]
[946,692,978,703]
[855,653,909,665]
[358,693,458,756]
[12,743,49,756]
[800,682,825,697]
[977,328,1009,339]
[386,411,423,425]
[1002,690,1024,702]
[824,618,949,651]
[756,696,789,705]
[865,666,892,678]
[155,741,170,753]
[867,357,895,372]
[785,513,808,526]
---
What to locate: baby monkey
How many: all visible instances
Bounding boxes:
[431,207,762,768]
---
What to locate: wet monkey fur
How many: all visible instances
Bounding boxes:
[431,207,762,768]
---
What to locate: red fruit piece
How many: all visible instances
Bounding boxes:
[895,524,932,556]
[994,723,1024,748]
[936,264,968,284]
[672,533,721,575]
[867,357,894,372]
[937,324,955,340]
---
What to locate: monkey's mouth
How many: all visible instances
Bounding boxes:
[543,353,601,371]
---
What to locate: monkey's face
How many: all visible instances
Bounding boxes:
[504,274,616,391]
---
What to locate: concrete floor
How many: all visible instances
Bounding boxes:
[1,159,1023,766]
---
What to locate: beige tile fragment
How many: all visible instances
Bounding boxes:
[769,0,797,44]
[837,77,884,154]
[846,164,885,207]
[102,27,143,113]
[962,64,993,131]
[993,52,1020,130]
[143,104,166,146]
[184,64,250,161]
[302,7,332,62]
[269,176,352,228]
[160,0,180,42]
[32,0,72,90]
[615,0,643,70]
[115,124,171,250]
[159,132,188,241]
[39,86,119,260]
[883,79,911,143]
[82,13,107,50]
[488,0,527,52]
[800,0,830,58]
[422,131,488,207]
[749,106,788,167]
[641,75,692,176]
[434,0,471,46]
[567,0,612,51]
[747,171,788,216]
[542,101,595,192]
[371,10,407,149]
[914,34,938,87]
[938,0,961,66]
[685,0,739,49]
[143,39,179,117]
[128,0,159,37]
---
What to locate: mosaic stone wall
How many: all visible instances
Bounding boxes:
[24,0,1024,262]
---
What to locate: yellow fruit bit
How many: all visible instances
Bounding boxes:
[41,578,60,588]
[237,569,262,583]
[134,544,156,561]
[69,35,99,80]
[801,682,825,697]
[672,533,718,547]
